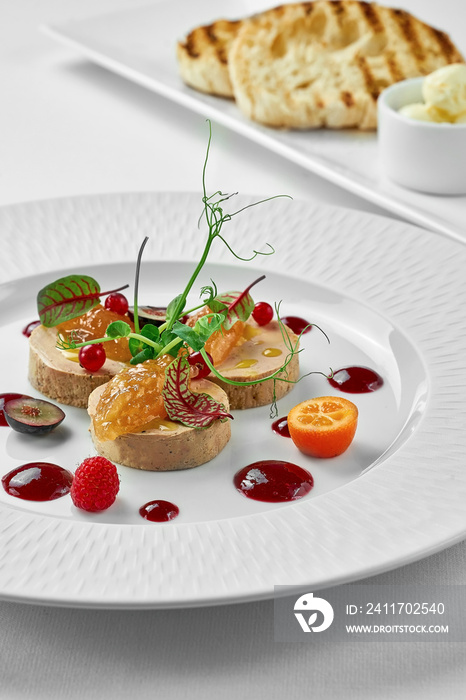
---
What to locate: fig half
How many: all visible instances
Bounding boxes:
[128,306,189,327]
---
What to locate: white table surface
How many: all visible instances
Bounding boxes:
[1,1,465,698]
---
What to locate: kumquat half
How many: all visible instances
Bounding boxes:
[287,396,358,459]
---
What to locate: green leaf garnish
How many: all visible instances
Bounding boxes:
[207,298,228,314]
[128,325,162,363]
[171,321,204,351]
[194,312,224,339]
[171,311,224,353]
[142,324,160,343]
[166,295,185,325]
[129,347,154,365]
[160,329,182,357]
[106,320,132,338]
[128,324,161,359]
[162,356,232,428]
[37,275,129,327]
[211,275,265,329]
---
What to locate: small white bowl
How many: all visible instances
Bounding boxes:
[378,77,466,195]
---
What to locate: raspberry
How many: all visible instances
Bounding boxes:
[71,456,120,512]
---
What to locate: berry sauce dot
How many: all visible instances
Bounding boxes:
[328,366,384,393]
[139,500,180,522]
[271,416,291,438]
[2,463,73,501]
[234,460,313,503]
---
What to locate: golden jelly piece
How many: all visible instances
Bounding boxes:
[57,304,134,362]
[93,355,173,442]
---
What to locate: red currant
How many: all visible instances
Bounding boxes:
[105,293,129,315]
[188,351,213,379]
[79,344,106,372]
[252,302,273,326]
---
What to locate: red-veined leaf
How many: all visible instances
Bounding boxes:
[37,275,128,327]
[162,356,232,428]
[211,275,265,330]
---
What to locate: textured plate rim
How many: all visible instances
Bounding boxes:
[1,191,466,609]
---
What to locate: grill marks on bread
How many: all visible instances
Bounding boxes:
[357,1,383,32]
[353,4,463,98]
[391,8,426,66]
[356,0,394,99]
[429,26,462,63]
[177,19,241,96]
[204,23,233,65]
[177,1,464,129]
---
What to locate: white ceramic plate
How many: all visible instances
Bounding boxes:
[1,191,466,609]
[42,0,466,242]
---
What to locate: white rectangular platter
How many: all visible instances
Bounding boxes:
[42,0,466,241]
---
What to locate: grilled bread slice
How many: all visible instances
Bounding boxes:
[176,18,242,97]
[227,1,464,130]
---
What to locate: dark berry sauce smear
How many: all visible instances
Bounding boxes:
[328,366,384,394]
[271,416,291,438]
[22,320,41,338]
[234,460,313,503]
[0,393,27,427]
[2,462,73,501]
[280,316,312,335]
[139,500,179,522]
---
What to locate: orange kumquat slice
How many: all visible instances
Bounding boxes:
[287,396,358,458]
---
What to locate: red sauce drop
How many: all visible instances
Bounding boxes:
[272,416,291,438]
[139,500,179,522]
[234,460,313,503]
[22,320,41,338]
[328,366,384,393]
[0,393,27,427]
[280,316,312,335]
[2,462,73,501]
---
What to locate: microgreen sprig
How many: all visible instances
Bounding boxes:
[163,121,287,333]
[57,120,291,365]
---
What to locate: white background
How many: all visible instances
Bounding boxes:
[1,1,466,699]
